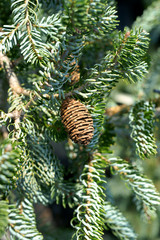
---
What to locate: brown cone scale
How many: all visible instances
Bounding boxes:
[61,98,94,145]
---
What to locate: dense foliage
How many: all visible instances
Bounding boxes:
[0,0,160,239]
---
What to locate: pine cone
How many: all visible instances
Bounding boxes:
[61,98,94,145]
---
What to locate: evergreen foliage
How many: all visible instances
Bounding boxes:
[104,201,137,240]
[72,155,106,240]
[104,156,160,211]
[8,198,43,240]
[17,131,64,204]
[0,0,160,240]
[129,101,157,159]
[0,140,19,196]
[0,200,8,238]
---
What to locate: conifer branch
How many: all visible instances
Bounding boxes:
[0,24,19,43]
[104,201,137,239]
[112,31,130,65]
[129,101,157,159]
[95,153,160,209]
[26,21,42,61]
[8,199,43,240]
[86,155,93,224]
[72,154,106,240]
[0,24,20,52]
[0,200,9,238]
[0,140,19,196]
[0,1,159,239]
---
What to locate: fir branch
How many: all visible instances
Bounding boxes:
[55,181,81,208]
[11,0,39,25]
[26,21,43,62]
[129,101,157,159]
[72,154,106,240]
[10,0,52,65]
[104,201,137,240]
[0,88,35,139]
[41,35,84,93]
[113,28,150,83]
[0,200,8,239]
[0,0,63,66]
[36,13,65,38]
[0,1,159,240]
[133,196,157,221]
[0,140,19,196]
[0,24,20,52]
[64,0,118,36]
[16,131,64,204]
[64,0,89,32]
[112,31,130,65]
[82,28,149,102]
[96,153,160,210]
[8,198,43,240]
